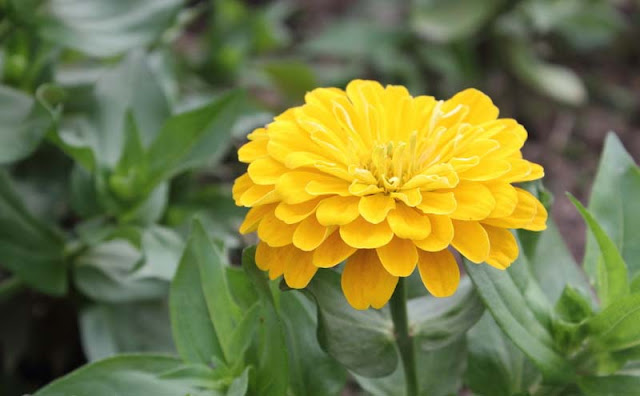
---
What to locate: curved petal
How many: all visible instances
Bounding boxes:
[342,249,398,310]
[312,231,356,268]
[413,215,454,252]
[315,195,360,226]
[448,182,496,221]
[275,198,322,224]
[239,203,277,234]
[417,249,460,297]
[442,88,499,125]
[255,242,285,280]
[483,225,519,269]
[417,192,456,215]
[376,237,418,277]
[283,248,317,288]
[451,220,490,263]
[340,217,394,249]
[359,194,396,224]
[248,157,288,185]
[387,203,432,240]
[293,215,331,251]
[257,211,296,247]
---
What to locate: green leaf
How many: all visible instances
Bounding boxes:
[465,314,540,396]
[79,300,174,361]
[551,285,593,353]
[52,53,171,169]
[506,39,586,106]
[568,194,629,307]
[241,246,289,396]
[226,266,259,311]
[585,293,640,352]
[411,0,504,43]
[0,84,63,164]
[144,89,245,191]
[109,111,147,201]
[33,354,214,396]
[304,269,398,378]
[584,133,640,281]
[0,170,66,295]
[227,367,250,396]
[169,232,224,365]
[463,258,575,382]
[409,277,484,350]
[578,374,640,396]
[526,219,593,304]
[227,302,261,361]
[189,221,241,362]
[280,291,347,396]
[34,0,183,57]
[72,239,168,302]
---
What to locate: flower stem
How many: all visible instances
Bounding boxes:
[389,277,418,396]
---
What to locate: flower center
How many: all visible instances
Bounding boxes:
[364,131,421,192]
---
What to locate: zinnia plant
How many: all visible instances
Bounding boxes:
[233,80,547,309]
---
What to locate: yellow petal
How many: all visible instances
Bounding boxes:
[483,225,519,269]
[284,152,329,169]
[247,157,287,185]
[376,237,418,277]
[238,138,268,163]
[523,199,547,231]
[312,231,356,268]
[275,198,321,224]
[342,249,398,310]
[417,192,457,215]
[340,217,394,249]
[413,215,454,251]
[293,215,331,251]
[257,211,296,247]
[387,203,432,240]
[349,182,383,196]
[482,188,537,229]
[358,194,396,224]
[417,249,460,297]
[391,188,422,207]
[306,179,351,196]
[443,88,499,125]
[239,204,276,234]
[315,195,360,226]
[232,173,253,205]
[459,159,511,181]
[485,182,517,218]
[283,247,317,288]
[275,171,317,204]
[255,242,285,280]
[448,182,496,221]
[403,164,458,190]
[451,220,490,263]
[239,184,279,207]
[500,159,544,183]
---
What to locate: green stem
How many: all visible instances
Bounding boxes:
[390,278,418,396]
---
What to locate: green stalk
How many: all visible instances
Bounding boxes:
[390,277,418,396]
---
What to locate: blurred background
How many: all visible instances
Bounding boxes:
[0,0,639,394]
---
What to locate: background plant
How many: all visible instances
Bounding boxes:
[0,0,639,395]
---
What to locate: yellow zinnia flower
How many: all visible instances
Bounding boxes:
[233,80,547,310]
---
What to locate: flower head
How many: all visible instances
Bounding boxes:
[233,80,547,310]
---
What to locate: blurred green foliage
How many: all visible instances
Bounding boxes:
[0,0,638,395]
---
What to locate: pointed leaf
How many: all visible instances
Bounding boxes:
[568,194,629,307]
